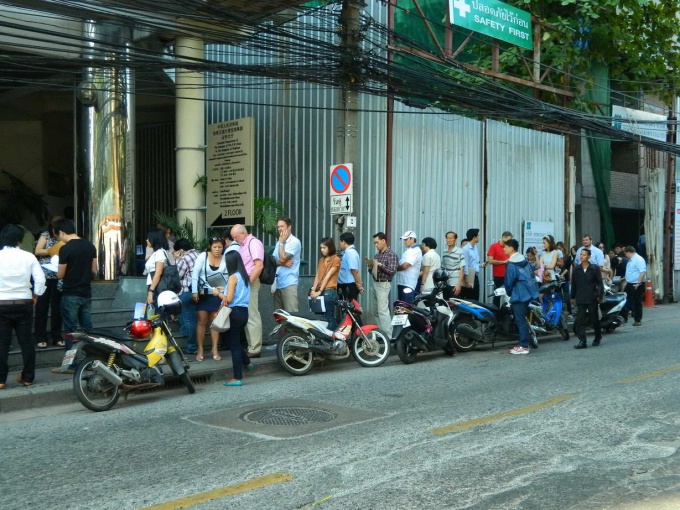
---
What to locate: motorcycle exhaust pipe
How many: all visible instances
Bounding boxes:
[91,360,123,387]
[287,341,334,355]
[530,325,548,334]
[456,323,484,342]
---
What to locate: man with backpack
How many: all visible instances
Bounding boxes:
[231,224,265,358]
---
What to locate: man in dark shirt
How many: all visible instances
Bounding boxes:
[570,248,603,349]
[365,232,398,335]
[54,219,97,353]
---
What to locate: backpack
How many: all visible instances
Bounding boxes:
[152,250,182,294]
[247,238,277,285]
[259,251,277,285]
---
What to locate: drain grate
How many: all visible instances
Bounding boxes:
[240,406,337,426]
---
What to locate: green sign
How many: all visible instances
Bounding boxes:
[449,0,533,50]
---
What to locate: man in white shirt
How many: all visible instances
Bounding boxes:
[396,230,422,303]
[0,224,46,388]
[420,237,441,292]
[623,246,647,326]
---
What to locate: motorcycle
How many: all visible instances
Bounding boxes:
[270,292,391,376]
[449,283,538,352]
[62,291,195,412]
[574,282,627,334]
[528,279,570,341]
[392,269,456,364]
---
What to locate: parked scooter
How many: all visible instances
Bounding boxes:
[270,291,391,376]
[62,291,195,412]
[449,283,538,352]
[528,279,570,340]
[392,269,456,364]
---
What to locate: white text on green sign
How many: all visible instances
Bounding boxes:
[449,0,533,50]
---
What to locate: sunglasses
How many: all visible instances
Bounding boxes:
[210,236,221,242]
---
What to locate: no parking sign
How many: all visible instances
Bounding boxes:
[330,163,353,214]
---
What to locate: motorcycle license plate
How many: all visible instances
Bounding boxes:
[61,348,77,370]
[391,315,409,327]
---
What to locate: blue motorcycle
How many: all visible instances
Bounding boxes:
[528,279,570,341]
[449,285,537,352]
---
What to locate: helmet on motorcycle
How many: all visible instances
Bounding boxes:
[157,291,182,316]
[433,268,449,283]
[129,319,153,339]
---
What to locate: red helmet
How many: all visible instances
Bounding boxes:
[129,319,153,339]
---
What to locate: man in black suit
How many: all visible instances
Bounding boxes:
[571,248,604,349]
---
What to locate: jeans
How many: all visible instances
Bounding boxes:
[34,279,63,344]
[321,288,338,331]
[179,292,198,353]
[61,295,93,350]
[0,303,35,384]
[510,301,531,348]
[224,307,250,380]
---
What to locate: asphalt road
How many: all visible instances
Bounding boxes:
[3,305,680,510]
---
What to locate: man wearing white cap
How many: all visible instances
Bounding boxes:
[396,230,422,304]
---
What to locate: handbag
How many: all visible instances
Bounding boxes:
[211,305,232,332]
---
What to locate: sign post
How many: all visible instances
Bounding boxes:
[330,163,353,215]
[206,117,255,228]
[448,0,533,50]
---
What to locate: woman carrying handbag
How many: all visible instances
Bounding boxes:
[214,251,253,387]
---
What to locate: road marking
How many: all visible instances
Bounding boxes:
[618,364,680,384]
[429,394,578,435]
[139,472,293,510]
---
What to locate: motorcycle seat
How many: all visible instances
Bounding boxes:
[81,327,135,343]
[469,300,499,313]
[604,294,626,304]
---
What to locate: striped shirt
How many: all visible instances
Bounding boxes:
[176,249,198,295]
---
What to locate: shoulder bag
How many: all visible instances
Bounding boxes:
[211,305,232,332]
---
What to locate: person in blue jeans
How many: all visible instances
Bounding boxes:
[214,251,253,387]
[53,219,97,373]
[174,239,199,354]
[503,239,539,355]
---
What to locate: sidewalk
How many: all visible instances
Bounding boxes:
[0,345,282,413]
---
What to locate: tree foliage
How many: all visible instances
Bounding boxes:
[512,0,680,102]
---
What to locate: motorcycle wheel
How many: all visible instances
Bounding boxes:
[167,350,196,394]
[442,340,456,356]
[452,318,478,352]
[395,335,418,364]
[73,356,121,412]
[277,332,314,376]
[558,315,570,341]
[352,329,391,367]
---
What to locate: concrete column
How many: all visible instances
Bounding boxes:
[175,37,206,239]
[76,21,135,280]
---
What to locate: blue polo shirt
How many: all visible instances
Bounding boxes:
[338,245,360,284]
[575,245,604,267]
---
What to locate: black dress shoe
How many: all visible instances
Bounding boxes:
[249,352,262,358]
[592,336,601,347]
[574,341,587,349]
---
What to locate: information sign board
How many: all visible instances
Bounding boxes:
[449,0,533,50]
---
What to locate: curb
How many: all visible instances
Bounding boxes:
[0,356,283,413]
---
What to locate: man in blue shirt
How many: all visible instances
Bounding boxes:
[273,217,301,312]
[338,231,363,300]
[462,228,486,300]
[623,246,647,326]
[575,235,604,267]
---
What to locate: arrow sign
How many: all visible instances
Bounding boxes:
[330,163,353,214]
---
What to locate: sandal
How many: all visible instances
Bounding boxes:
[0,383,6,390]
[195,354,204,362]
[55,340,65,348]
[37,342,48,349]
[212,354,222,361]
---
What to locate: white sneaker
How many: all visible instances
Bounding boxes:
[509,346,530,355]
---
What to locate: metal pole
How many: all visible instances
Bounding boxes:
[663,97,676,303]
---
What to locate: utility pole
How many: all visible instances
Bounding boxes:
[663,95,676,303]
[334,0,364,246]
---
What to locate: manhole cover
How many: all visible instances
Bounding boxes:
[186,398,386,438]
[240,406,336,426]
